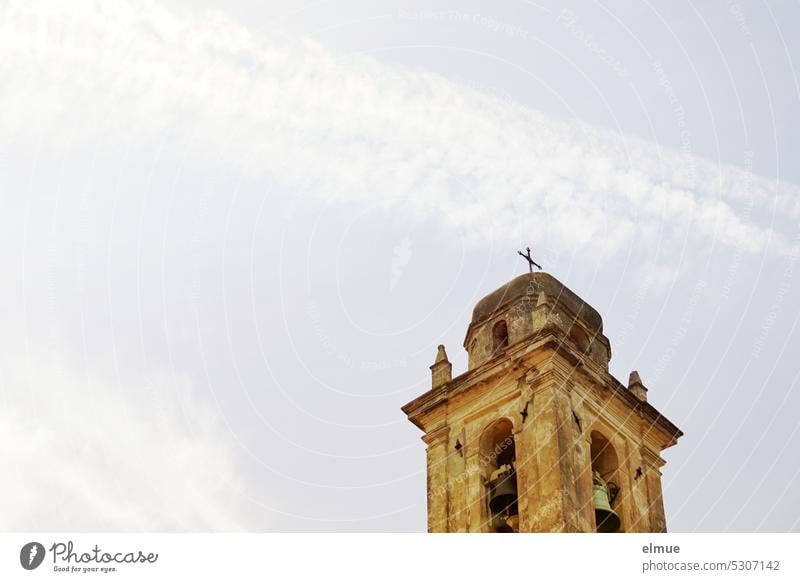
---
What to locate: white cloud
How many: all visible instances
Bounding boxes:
[0,357,250,531]
[0,0,798,535]
[1,0,796,266]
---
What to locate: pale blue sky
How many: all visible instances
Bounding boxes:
[1,0,798,532]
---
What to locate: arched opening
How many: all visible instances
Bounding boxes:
[569,324,590,353]
[479,418,518,533]
[492,320,509,355]
[590,431,622,533]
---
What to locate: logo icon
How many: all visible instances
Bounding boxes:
[20,542,46,570]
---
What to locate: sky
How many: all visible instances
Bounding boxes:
[1,0,799,532]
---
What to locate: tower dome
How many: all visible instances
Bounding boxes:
[464,272,609,370]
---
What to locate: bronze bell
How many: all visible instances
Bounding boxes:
[488,466,518,516]
[491,514,514,533]
[592,473,621,533]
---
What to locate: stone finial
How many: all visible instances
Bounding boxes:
[430,344,452,389]
[628,370,648,402]
[532,291,549,331]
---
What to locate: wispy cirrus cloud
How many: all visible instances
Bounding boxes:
[0,357,250,531]
[1,0,799,532]
[1,0,796,266]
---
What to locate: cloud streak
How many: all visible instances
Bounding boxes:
[1,0,796,266]
[0,356,250,531]
[1,0,799,532]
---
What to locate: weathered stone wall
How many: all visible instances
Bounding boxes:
[406,273,681,534]
[419,348,675,533]
[466,292,610,371]
[423,428,449,532]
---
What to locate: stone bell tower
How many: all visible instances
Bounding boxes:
[402,272,682,533]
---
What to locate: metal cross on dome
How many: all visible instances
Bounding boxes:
[517,247,542,273]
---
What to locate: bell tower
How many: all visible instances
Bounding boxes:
[402,272,682,533]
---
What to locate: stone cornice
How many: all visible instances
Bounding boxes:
[422,426,450,447]
[403,332,683,449]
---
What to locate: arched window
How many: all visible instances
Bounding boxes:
[590,431,622,533]
[569,324,590,352]
[479,418,518,533]
[492,320,509,355]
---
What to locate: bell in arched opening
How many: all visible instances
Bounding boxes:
[489,464,518,514]
[488,464,518,532]
[590,432,623,533]
[480,418,519,533]
[592,471,621,533]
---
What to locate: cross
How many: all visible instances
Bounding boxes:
[517,247,542,272]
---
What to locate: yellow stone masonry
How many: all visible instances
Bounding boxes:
[402,273,682,533]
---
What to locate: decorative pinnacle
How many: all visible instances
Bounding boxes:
[431,344,453,389]
[628,370,648,402]
[434,344,449,364]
